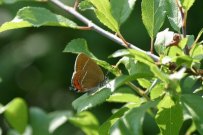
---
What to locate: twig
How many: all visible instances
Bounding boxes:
[175,0,189,54]
[73,0,79,10]
[150,38,154,54]
[49,0,159,62]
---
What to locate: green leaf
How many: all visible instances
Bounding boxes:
[193,81,203,94]
[64,38,120,76]
[109,74,155,91]
[72,75,150,112]
[119,57,154,77]
[129,49,154,64]
[129,49,171,84]
[0,7,78,33]
[88,0,119,32]
[137,78,152,89]
[63,38,94,56]
[180,75,197,93]
[141,0,166,38]
[190,44,203,61]
[111,0,137,26]
[99,103,141,135]
[110,49,130,58]
[178,38,188,49]
[79,0,95,11]
[68,111,99,135]
[48,111,73,134]
[110,99,159,135]
[30,107,49,135]
[166,46,185,57]
[186,35,195,48]
[150,82,165,100]
[166,0,182,32]
[180,0,196,11]
[72,88,111,112]
[155,95,183,135]
[150,65,170,84]
[181,94,203,134]
[4,98,28,134]
[106,92,141,103]
[172,55,193,68]
[185,121,197,135]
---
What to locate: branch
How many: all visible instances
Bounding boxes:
[175,0,189,54]
[49,0,159,61]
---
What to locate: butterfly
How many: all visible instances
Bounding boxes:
[71,53,106,92]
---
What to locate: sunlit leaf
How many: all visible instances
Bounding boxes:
[107,93,141,103]
[0,7,78,33]
[141,0,166,38]
[69,111,99,135]
[88,0,119,32]
[156,95,183,135]
[150,82,165,100]
[180,0,196,11]
[137,78,152,89]
[165,46,185,57]
[111,0,137,26]
[4,98,28,134]
[178,38,188,49]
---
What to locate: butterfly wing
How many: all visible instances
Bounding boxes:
[74,53,90,71]
[80,69,105,92]
[72,53,105,92]
[71,70,86,92]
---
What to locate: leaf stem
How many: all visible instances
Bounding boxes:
[73,0,79,10]
[49,0,159,62]
[175,0,189,54]
[127,82,150,101]
[150,38,154,54]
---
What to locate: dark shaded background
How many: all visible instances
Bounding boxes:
[0,0,202,134]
